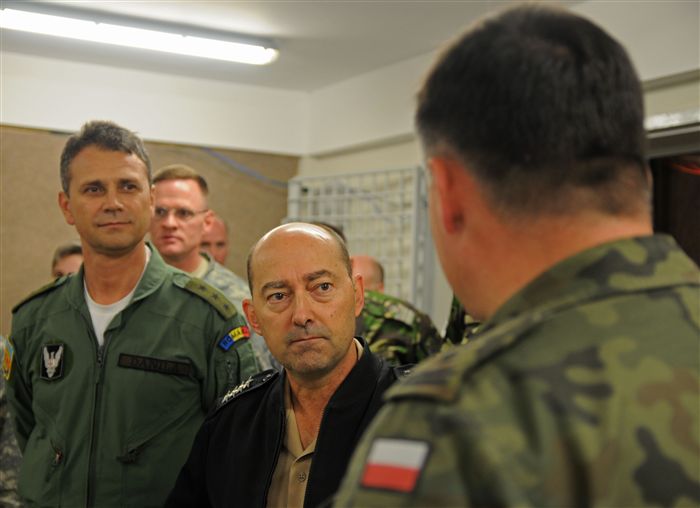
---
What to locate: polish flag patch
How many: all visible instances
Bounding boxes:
[360,438,430,493]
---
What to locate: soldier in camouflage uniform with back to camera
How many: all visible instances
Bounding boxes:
[3,121,260,507]
[336,5,700,507]
[352,254,443,365]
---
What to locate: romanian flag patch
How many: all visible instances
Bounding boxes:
[2,336,15,380]
[218,326,251,351]
[360,438,430,493]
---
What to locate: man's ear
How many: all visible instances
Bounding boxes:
[149,185,155,215]
[353,274,365,317]
[58,191,76,226]
[428,156,467,234]
[242,298,263,335]
[202,210,215,233]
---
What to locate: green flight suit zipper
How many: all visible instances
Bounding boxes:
[86,334,108,507]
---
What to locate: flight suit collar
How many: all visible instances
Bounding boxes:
[64,242,170,312]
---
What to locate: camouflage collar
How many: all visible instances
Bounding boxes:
[386,234,699,404]
[484,234,699,333]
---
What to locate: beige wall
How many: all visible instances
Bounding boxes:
[645,70,700,118]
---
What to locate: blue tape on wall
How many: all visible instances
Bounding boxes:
[202,147,289,189]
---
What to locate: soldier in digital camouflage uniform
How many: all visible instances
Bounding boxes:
[356,290,443,365]
[351,255,443,365]
[335,5,700,507]
[0,357,21,508]
[150,164,277,370]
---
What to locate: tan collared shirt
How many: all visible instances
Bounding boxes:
[266,339,363,508]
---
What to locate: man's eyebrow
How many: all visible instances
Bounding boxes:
[260,280,289,294]
[80,179,104,188]
[304,270,332,282]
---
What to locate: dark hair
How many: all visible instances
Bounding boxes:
[416,5,648,216]
[153,164,209,196]
[60,120,151,194]
[51,242,83,269]
[247,223,352,294]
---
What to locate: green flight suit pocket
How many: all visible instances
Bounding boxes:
[19,419,65,507]
[119,404,201,508]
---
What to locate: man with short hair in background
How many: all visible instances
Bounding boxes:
[50,241,83,278]
[151,165,276,370]
[336,5,700,506]
[351,254,443,365]
[350,255,384,292]
[3,121,259,507]
[201,212,229,265]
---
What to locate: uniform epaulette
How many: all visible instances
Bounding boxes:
[174,274,238,319]
[215,369,278,412]
[12,276,69,314]
[383,299,417,326]
[384,309,547,404]
[383,348,465,403]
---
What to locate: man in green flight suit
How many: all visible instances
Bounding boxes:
[352,254,443,365]
[2,121,260,507]
[336,5,700,507]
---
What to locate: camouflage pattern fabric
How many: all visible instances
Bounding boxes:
[201,253,280,371]
[0,372,21,508]
[443,295,481,347]
[356,289,443,365]
[335,235,700,507]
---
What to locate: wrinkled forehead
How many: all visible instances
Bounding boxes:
[251,223,346,286]
[70,147,149,180]
[153,178,207,206]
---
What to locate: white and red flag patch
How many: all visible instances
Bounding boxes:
[360,438,430,493]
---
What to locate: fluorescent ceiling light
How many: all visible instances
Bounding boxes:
[0,8,278,65]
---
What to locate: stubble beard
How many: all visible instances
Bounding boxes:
[281,325,347,380]
[88,225,145,259]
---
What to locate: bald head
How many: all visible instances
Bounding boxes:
[243,223,363,381]
[351,255,385,292]
[247,223,351,295]
[201,214,229,264]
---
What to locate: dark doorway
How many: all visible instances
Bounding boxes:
[650,154,700,266]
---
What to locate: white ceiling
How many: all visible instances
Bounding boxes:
[1,0,579,91]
